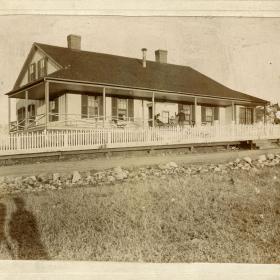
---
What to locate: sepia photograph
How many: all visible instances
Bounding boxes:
[0,1,280,278]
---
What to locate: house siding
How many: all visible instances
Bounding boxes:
[219,107,226,125]
[225,106,233,124]
[19,49,59,88]
[196,105,201,125]
[67,93,82,118]
[105,97,111,120]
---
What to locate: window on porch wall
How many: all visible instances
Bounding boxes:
[81,94,103,120]
[17,107,25,127]
[112,97,134,121]
[201,106,219,125]
[50,98,59,122]
[239,107,253,124]
[162,111,169,123]
[28,104,35,121]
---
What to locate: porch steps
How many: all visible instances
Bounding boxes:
[252,139,280,150]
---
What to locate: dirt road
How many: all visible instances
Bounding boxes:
[1,148,280,177]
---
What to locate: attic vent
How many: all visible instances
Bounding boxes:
[67,34,81,50]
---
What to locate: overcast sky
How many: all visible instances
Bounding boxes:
[0,16,280,124]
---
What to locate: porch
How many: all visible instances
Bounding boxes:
[7,79,266,133]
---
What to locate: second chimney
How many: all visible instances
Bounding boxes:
[155,49,168,63]
[141,48,147,68]
[67,34,81,50]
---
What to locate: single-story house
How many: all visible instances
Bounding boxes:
[6,34,268,132]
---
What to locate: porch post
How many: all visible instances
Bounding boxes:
[263,104,267,124]
[152,92,155,127]
[25,90,28,129]
[231,101,235,124]
[142,99,145,127]
[8,97,11,132]
[193,97,197,125]
[103,87,106,127]
[65,94,68,122]
[252,107,256,124]
[45,81,49,130]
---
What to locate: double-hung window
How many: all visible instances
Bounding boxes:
[37,57,47,78]
[88,96,99,118]
[205,107,214,123]
[117,99,128,120]
[28,63,36,82]
[82,95,102,119]
[239,107,253,124]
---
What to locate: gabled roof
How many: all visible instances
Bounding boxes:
[12,42,268,104]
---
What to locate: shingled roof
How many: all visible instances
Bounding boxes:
[17,42,269,104]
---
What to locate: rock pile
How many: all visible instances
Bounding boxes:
[0,153,279,195]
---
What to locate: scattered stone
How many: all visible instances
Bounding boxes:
[167,162,178,168]
[267,153,275,160]
[107,176,115,183]
[0,176,5,184]
[235,158,241,164]
[158,164,167,170]
[53,173,60,182]
[37,173,51,183]
[72,171,82,183]
[1,152,280,195]
[243,157,252,164]
[113,167,127,180]
[258,155,266,162]
[14,176,23,186]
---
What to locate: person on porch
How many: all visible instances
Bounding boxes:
[177,110,186,127]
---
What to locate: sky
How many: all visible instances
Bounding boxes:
[0,15,280,125]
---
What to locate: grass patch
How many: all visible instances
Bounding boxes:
[0,166,279,262]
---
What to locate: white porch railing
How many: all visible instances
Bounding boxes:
[1,124,280,156]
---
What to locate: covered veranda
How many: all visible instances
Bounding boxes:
[6,77,266,133]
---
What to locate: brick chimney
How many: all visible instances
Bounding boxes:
[155,49,167,63]
[141,48,147,68]
[67,34,81,50]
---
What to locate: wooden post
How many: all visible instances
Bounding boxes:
[103,87,106,127]
[152,92,155,127]
[142,99,145,127]
[231,101,235,124]
[8,97,11,132]
[193,97,197,125]
[65,93,68,123]
[264,105,267,124]
[252,107,256,124]
[45,81,49,129]
[25,90,28,130]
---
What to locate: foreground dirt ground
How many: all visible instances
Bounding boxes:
[0,156,279,263]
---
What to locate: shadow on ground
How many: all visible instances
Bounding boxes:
[0,197,49,260]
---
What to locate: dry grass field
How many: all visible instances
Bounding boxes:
[0,166,279,263]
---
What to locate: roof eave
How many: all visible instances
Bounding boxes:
[44,76,269,105]
[5,78,45,97]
